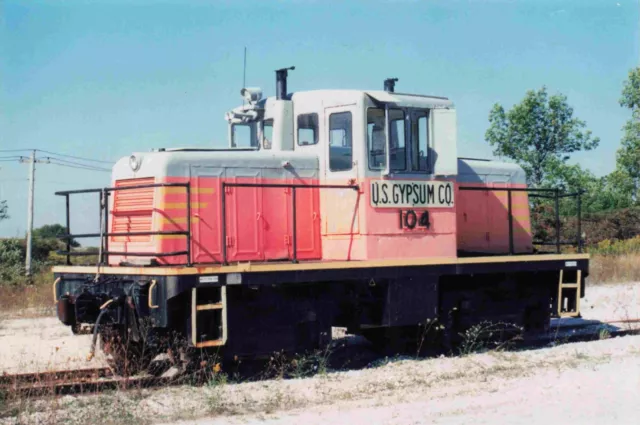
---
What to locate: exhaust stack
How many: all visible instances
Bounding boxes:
[275,66,295,100]
[384,78,398,93]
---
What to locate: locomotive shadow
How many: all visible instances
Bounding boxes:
[224,318,632,382]
[545,317,628,340]
[139,316,631,387]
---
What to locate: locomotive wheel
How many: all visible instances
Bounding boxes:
[361,328,411,355]
[100,331,152,376]
[362,326,445,357]
[167,345,198,374]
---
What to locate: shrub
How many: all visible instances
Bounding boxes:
[587,236,640,255]
[0,239,27,284]
[0,237,70,285]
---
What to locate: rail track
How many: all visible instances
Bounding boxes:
[528,318,640,348]
[0,367,182,398]
[2,319,639,399]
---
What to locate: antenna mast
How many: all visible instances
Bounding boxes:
[242,47,247,106]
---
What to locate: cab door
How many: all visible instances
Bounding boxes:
[321,105,360,236]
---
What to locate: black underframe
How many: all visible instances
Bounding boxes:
[55,257,589,294]
[54,255,589,331]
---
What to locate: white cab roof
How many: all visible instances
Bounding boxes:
[364,91,454,109]
[288,90,454,110]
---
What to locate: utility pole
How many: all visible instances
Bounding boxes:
[20,151,49,277]
[25,150,36,277]
[11,150,101,277]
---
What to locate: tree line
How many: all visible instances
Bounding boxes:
[486,67,640,213]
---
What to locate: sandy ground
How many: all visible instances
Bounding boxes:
[0,281,638,424]
[0,317,107,374]
[581,281,640,322]
[4,329,639,425]
[167,348,640,425]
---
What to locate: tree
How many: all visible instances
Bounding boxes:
[617,68,640,201]
[485,87,600,187]
[33,223,80,247]
[620,67,640,110]
[0,200,7,221]
[544,162,633,214]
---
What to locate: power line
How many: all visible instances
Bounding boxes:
[47,160,111,173]
[0,178,80,185]
[0,149,35,153]
[1,155,111,171]
[37,149,115,164]
[4,149,111,277]
[45,157,111,171]
[1,149,115,164]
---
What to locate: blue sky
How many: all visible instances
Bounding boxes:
[1,0,638,238]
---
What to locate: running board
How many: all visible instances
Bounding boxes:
[191,286,227,348]
[557,269,581,318]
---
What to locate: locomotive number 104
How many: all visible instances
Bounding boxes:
[399,210,430,230]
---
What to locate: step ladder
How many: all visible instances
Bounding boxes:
[557,269,582,318]
[191,286,227,348]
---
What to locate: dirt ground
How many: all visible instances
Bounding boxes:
[0,281,639,424]
[166,347,640,425]
[581,281,640,322]
[0,317,107,374]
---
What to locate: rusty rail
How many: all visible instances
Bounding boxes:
[0,367,182,398]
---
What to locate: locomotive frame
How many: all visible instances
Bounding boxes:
[53,178,587,369]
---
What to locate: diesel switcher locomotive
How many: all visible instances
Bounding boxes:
[53,68,588,373]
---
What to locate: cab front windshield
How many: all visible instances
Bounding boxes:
[367,108,429,173]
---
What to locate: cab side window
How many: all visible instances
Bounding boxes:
[329,112,352,172]
[367,109,386,170]
[412,111,429,172]
[262,119,273,150]
[389,111,406,171]
[232,124,253,147]
[297,113,318,146]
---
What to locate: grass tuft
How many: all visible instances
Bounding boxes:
[458,321,524,356]
[0,271,56,318]
[589,254,640,284]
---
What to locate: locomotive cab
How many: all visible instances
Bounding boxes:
[222,72,463,262]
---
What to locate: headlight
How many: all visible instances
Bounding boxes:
[129,155,141,171]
